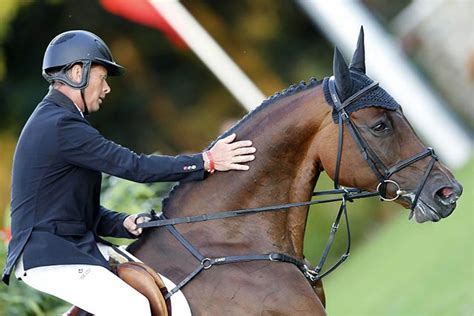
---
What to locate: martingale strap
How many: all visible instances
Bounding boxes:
[137,189,378,298]
[157,214,311,299]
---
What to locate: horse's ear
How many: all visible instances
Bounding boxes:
[350,26,366,73]
[333,47,352,100]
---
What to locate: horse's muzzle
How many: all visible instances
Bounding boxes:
[409,180,462,223]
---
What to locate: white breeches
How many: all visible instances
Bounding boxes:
[14,243,151,316]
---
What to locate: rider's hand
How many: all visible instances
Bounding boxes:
[123,214,146,236]
[203,133,256,172]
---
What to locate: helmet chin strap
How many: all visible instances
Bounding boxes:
[77,64,90,116]
[80,88,89,115]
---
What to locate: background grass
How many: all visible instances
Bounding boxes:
[323,158,474,316]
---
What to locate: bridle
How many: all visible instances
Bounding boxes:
[327,76,438,209]
[136,77,439,299]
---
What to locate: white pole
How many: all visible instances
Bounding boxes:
[297,0,472,168]
[149,0,266,111]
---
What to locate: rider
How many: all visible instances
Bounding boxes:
[2,30,256,315]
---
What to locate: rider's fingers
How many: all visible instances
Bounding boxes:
[232,155,255,163]
[220,133,237,144]
[229,163,250,171]
[232,147,256,156]
[229,140,253,150]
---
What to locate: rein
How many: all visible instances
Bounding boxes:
[136,77,438,298]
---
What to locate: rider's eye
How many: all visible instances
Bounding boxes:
[371,121,390,134]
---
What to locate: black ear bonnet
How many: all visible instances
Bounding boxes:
[323,71,400,123]
[323,26,400,123]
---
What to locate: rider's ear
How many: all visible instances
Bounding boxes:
[333,47,352,101]
[68,64,83,83]
[350,26,366,74]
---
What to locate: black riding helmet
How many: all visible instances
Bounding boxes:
[42,30,125,89]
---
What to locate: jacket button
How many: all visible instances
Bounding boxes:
[191,165,196,170]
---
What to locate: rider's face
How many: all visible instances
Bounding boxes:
[84,65,111,113]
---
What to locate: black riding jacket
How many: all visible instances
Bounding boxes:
[2,89,205,284]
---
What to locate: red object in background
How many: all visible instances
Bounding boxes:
[0,227,11,244]
[100,0,187,49]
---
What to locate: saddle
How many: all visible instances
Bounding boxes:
[117,262,171,315]
[67,261,171,316]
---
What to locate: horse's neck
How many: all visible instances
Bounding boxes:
[163,86,328,258]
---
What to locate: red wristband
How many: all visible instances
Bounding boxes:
[206,151,215,174]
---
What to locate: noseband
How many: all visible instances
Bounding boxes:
[327,76,438,210]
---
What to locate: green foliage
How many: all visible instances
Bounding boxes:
[324,157,474,315]
[100,174,172,213]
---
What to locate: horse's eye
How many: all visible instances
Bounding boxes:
[372,121,389,133]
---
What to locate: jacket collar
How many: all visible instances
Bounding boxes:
[44,89,85,117]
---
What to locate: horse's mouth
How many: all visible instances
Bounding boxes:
[401,193,456,223]
[409,199,442,223]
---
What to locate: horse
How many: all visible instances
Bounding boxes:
[127,27,463,315]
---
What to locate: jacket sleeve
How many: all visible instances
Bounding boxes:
[57,114,205,183]
[96,206,135,238]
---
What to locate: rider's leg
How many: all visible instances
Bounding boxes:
[14,254,151,316]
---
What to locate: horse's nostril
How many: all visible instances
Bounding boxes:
[437,187,453,199]
[435,187,458,205]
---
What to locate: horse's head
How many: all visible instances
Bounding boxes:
[317,27,462,223]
